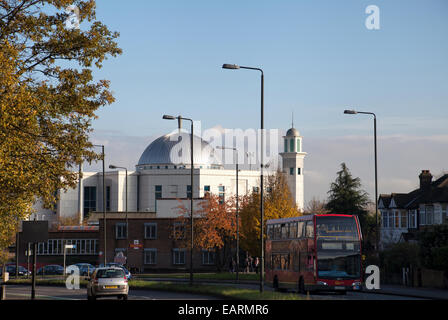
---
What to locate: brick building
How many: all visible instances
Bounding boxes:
[91,212,217,273]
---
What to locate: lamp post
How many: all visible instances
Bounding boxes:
[163,114,194,286]
[344,109,379,253]
[109,165,128,264]
[217,146,240,282]
[93,144,107,265]
[222,63,265,292]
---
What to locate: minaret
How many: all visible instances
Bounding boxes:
[280,120,307,211]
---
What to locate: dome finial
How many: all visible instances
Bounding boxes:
[291,111,294,128]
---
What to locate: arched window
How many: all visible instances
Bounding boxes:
[290,139,294,152]
[297,139,301,152]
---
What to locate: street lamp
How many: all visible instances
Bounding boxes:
[93,144,107,265]
[163,114,194,286]
[222,63,265,292]
[109,165,128,264]
[217,146,240,282]
[344,109,379,253]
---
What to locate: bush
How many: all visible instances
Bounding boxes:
[430,246,448,271]
[381,242,420,273]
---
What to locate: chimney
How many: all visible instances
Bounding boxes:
[419,170,433,190]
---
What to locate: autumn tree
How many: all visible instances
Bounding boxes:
[304,197,329,215]
[175,194,238,271]
[0,1,121,249]
[240,170,301,256]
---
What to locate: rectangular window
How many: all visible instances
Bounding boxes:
[305,221,314,238]
[187,185,192,199]
[116,223,127,239]
[297,221,304,238]
[155,185,162,199]
[400,211,407,228]
[173,222,185,240]
[290,138,294,152]
[204,185,210,196]
[289,222,297,239]
[218,186,225,204]
[144,249,157,265]
[281,224,289,239]
[83,186,97,218]
[394,211,400,228]
[273,224,281,240]
[144,223,157,239]
[106,186,111,211]
[202,250,215,265]
[253,186,259,193]
[289,168,294,175]
[297,168,301,175]
[426,205,434,225]
[382,212,388,228]
[297,139,301,152]
[388,212,394,228]
[267,225,273,240]
[173,249,186,265]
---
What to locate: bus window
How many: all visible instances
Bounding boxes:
[267,225,273,240]
[297,221,304,238]
[274,224,281,239]
[289,222,297,239]
[306,221,314,238]
[281,224,288,239]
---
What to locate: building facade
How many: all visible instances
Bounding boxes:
[378,170,448,248]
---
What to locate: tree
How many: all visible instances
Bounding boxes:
[325,163,374,251]
[240,170,301,256]
[304,197,329,215]
[175,194,238,271]
[0,1,121,249]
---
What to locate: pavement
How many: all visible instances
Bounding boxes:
[134,276,448,300]
[364,284,448,300]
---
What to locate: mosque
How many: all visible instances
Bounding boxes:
[31,124,307,225]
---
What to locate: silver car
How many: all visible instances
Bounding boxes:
[87,267,129,300]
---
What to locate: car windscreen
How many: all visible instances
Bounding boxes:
[96,269,125,278]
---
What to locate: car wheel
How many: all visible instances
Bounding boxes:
[118,295,128,300]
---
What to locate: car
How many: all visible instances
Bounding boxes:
[68,263,95,276]
[36,264,64,275]
[98,263,132,280]
[87,267,129,300]
[5,265,31,276]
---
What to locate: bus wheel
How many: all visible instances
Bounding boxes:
[298,278,305,294]
[273,276,279,291]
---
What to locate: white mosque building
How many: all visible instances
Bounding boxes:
[31,125,307,225]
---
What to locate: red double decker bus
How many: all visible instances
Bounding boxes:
[265,214,363,294]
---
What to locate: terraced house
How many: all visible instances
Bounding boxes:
[378,170,448,248]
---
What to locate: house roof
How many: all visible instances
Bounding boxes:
[380,173,448,209]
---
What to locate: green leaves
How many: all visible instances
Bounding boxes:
[0,0,121,249]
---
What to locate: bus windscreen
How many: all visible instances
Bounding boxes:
[315,216,361,280]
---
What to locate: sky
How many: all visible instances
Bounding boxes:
[81,0,448,206]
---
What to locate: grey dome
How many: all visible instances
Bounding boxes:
[137,131,221,166]
[286,127,300,136]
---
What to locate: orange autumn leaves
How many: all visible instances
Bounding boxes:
[176,171,301,256]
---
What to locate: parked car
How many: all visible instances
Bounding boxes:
[87,267,129,300]
[68,263,95,276]
[5,265,31,276]
[37,265,64,275]
[98,263,132,280]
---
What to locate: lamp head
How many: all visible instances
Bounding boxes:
[344,109,357,115]
[222,63,240,70]
[163,114,176,120]
[109,165,117,169]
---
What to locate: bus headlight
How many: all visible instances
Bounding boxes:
[351,282,362,289]
[316,281,328,286]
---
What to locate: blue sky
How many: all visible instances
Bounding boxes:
[84,0,448,205]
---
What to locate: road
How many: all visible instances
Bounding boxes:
[3,285,219,300]
[3,284,425,300]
